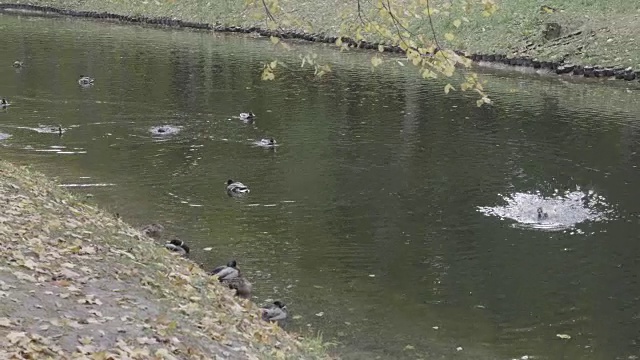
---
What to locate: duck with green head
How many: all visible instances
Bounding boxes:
[239,112,255,121]
[209,260,240,281]
[164,239,190,256]
[261,301,288,326]
[226,179,250,196]
[255,138,277,148]
[78,75,95,86]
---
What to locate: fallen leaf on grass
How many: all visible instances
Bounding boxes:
[6,331,27,345]
[79,246,97,255]
[78,336,93,345]
[0,280,15,290]
[88,310,103,317]
[0,318,12,327]
[137,336,157,345]
[110,248,136,260]
[22,259,38,270]
[13,270,37,282]
[155,348,179,360]
[77,344,96,354]
[77,295,102,305]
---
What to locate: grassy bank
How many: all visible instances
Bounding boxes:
[0,161,329,359]
[5,0,640,69]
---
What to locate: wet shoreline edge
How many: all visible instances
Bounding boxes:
[0,2,639,83]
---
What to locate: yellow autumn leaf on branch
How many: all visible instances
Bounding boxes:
[444,84,456,94]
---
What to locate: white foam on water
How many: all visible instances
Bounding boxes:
[59,183,116,188]
[477,189,616,231]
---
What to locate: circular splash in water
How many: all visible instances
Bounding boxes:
[477,188,616,231]
[149,125,181,136]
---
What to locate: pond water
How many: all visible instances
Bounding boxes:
[1,13,640,360]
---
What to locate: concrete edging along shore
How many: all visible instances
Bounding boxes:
[1,2,640,84]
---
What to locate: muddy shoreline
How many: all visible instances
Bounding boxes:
[1,3,639,84]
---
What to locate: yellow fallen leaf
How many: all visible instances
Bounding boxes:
[22,259,37,270]
[6,331,27,344]
[0,318,12,327]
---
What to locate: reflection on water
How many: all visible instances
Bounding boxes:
[478,188,616,231]
[1,13,640,360]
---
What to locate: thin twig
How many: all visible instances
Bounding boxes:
[357,0,367,26]
[380,0,413,50]
[260,0,284,32]
[424,0,441,51]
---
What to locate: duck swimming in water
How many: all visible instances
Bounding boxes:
[141,223,164,239]
[164,239,190,256]
[13,61,23,68]
[223,276,252,299]
[537,207,549,220]
[0,98,10,109]
[239,112,255,121]
[226,179,250,195]
[261,301,288,326]
[209,260,240,281]
[256,138,277,148]
[78,75,95,86]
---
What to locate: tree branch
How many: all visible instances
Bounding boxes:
[261,0,284,31]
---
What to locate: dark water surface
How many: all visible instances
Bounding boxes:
[1,14,640,360]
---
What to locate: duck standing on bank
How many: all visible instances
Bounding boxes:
[261,301,288,327]
[164,239,190,256]
[226,179,250,196]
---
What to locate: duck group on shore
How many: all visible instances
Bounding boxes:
[139,222,288,326]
